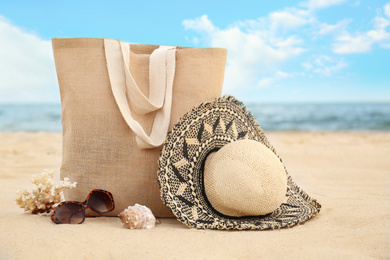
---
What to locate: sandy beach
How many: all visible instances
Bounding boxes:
[0,131,389,259]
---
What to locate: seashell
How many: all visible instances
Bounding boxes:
[118,204,157,229]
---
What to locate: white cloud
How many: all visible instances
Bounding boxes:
[367,29,390,42]
[183,2,389,98]
[257,71,293,88]
[318,19,352,35]
[332,3,390,54]
[182,2,360,95]
[303,56,348,76]
[0,16,58,103]
[257,77,275,88]
[333,34,372,54]
[183,15,215,33]
[302,62,314,70]
[275,71,292,78]
[385,3,390,17]
[183,15,306,93]
[301,0,348,10]
[269,8,310,31]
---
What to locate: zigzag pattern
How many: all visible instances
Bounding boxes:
[158,96,321,230]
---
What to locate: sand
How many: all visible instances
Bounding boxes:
[0,131,389,259]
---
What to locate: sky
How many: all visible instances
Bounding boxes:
[0,0,389,103]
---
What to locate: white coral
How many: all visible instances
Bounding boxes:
[15,169,77,214]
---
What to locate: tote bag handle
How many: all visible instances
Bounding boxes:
[104,38,176,149]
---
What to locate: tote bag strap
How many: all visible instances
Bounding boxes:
[119,41,172,115]
[104,38,176,149]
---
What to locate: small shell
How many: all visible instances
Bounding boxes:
[118,204,156,229]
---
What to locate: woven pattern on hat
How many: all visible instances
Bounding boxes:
[204,140,287,217]
[158,96,321,230]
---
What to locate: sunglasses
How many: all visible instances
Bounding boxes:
[51,189,115,224]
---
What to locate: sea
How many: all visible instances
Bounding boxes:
[0,102,390,132]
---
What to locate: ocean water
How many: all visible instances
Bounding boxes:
[248,102,390,131]
[0,102,389,132]
[0,103,62,132]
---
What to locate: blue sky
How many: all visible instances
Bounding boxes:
[0,0,389,103]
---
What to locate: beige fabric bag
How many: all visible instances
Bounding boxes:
[52,38,227,217]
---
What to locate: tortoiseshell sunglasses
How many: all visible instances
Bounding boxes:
[51,189,115,224]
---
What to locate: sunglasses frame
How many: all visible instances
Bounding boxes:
[51,189,115,224]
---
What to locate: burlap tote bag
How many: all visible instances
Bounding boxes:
[52,38,227,217]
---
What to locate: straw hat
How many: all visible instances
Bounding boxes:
[158,96,321,230]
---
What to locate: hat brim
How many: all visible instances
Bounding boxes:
[158,96,321,230]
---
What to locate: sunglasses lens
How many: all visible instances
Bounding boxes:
[55,203,84,224]
[88,190,114,213]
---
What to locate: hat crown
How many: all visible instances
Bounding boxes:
[204,140,287,217]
